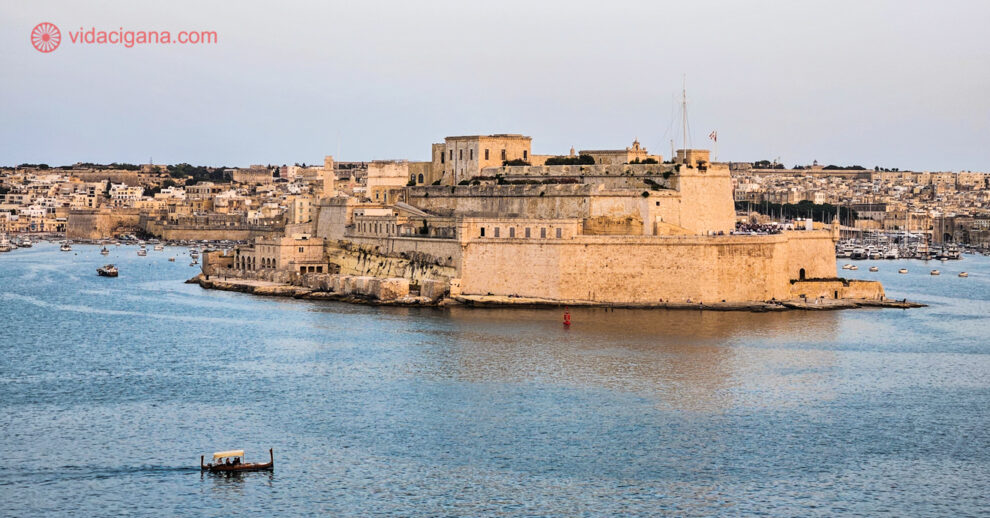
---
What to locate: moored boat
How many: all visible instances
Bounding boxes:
[958,272,968,278]
[898,268,908,274]
[849,265,858,271]
[869,266,879,272]
[201,449,273,473]
[137,248,147,256]
[60,242,72,252]
[100,246,110,255]
[930,269,940,276]
[0,234,11,253]
[97,264,118,277]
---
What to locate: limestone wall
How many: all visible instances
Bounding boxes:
[790,279,885,301]
[325,242,458,284]
[66,208,142,239]
[457,231,840,304]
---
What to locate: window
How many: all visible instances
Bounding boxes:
[418,173,424,183]
[656,201,660,206]
[501,149,506,161]
[509,227,515,238]
[494,227,500,237]
[449,150,453,160]
[525,228,531,238]
[470,149,473,160]
[480,227,485,237]
[459,149,463,160]
[441,153,445,164]
[299,247,304,253]
[485,149,489,160]
[523,150,528,159]
[540,227,546,238]
[556,228,562,238]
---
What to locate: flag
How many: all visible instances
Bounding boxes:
[708,130,717,142]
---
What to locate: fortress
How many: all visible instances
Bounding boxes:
[211,135,885,307]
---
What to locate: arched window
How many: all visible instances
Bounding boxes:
[799,268,806,280]
[418,174,424,183]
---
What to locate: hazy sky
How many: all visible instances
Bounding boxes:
[2,1,988,170]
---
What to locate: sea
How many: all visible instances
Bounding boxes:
[0,243,987,516]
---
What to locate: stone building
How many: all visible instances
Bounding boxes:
[312,144,876,305]
[579,139,661,165]
[432,134,532,185]
[366,160,410,203]
[233,235,328,274]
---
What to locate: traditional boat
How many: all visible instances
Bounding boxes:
[168,257,176,262]
[869,266,879,272]
[100,246,110,255]
[201,449,273,473]
[958,272,969,278]
[930,269,940,276]
[60,242,72,252]
[97,264,118,277]
[137,248,147,256]
[898,268,908,274]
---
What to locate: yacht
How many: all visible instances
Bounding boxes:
[850,248,867,260]
[19,237,32,248]
[0,234,11,253]
[883,248,899,260]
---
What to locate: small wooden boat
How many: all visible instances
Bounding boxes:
[848,265,858,271]
[958,272,969,278]
[97,264,118,277]
[100,246,110,255]
[869,266,879,272]
[930,269,940,276]
[168,257,176,262]
[898,268,908,274]
[201,449,273,473]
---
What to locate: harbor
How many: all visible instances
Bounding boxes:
[1,242,987,516]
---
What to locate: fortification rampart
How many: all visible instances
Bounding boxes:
[457,231,840,304]
[66,208,142,239]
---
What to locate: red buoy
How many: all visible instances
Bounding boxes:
[563,307,571,326]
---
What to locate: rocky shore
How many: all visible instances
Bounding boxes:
[188,274,925,311]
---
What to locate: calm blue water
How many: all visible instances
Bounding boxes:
[1,243,988,516]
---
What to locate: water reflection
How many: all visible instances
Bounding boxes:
[405,307,841,412]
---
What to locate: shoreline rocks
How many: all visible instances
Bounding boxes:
[189,274,925,311]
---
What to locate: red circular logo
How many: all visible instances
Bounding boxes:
[31,22,61,53]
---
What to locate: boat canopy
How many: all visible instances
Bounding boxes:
[213,450,244,459]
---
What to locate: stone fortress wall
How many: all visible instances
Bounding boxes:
[66,208,142,239]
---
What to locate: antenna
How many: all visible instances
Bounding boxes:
[681,75,688,153]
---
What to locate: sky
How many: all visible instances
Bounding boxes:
[1,0,988,171]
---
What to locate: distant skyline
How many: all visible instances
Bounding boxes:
[2,0,988,171]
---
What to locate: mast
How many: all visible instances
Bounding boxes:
[681,76,688,154]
